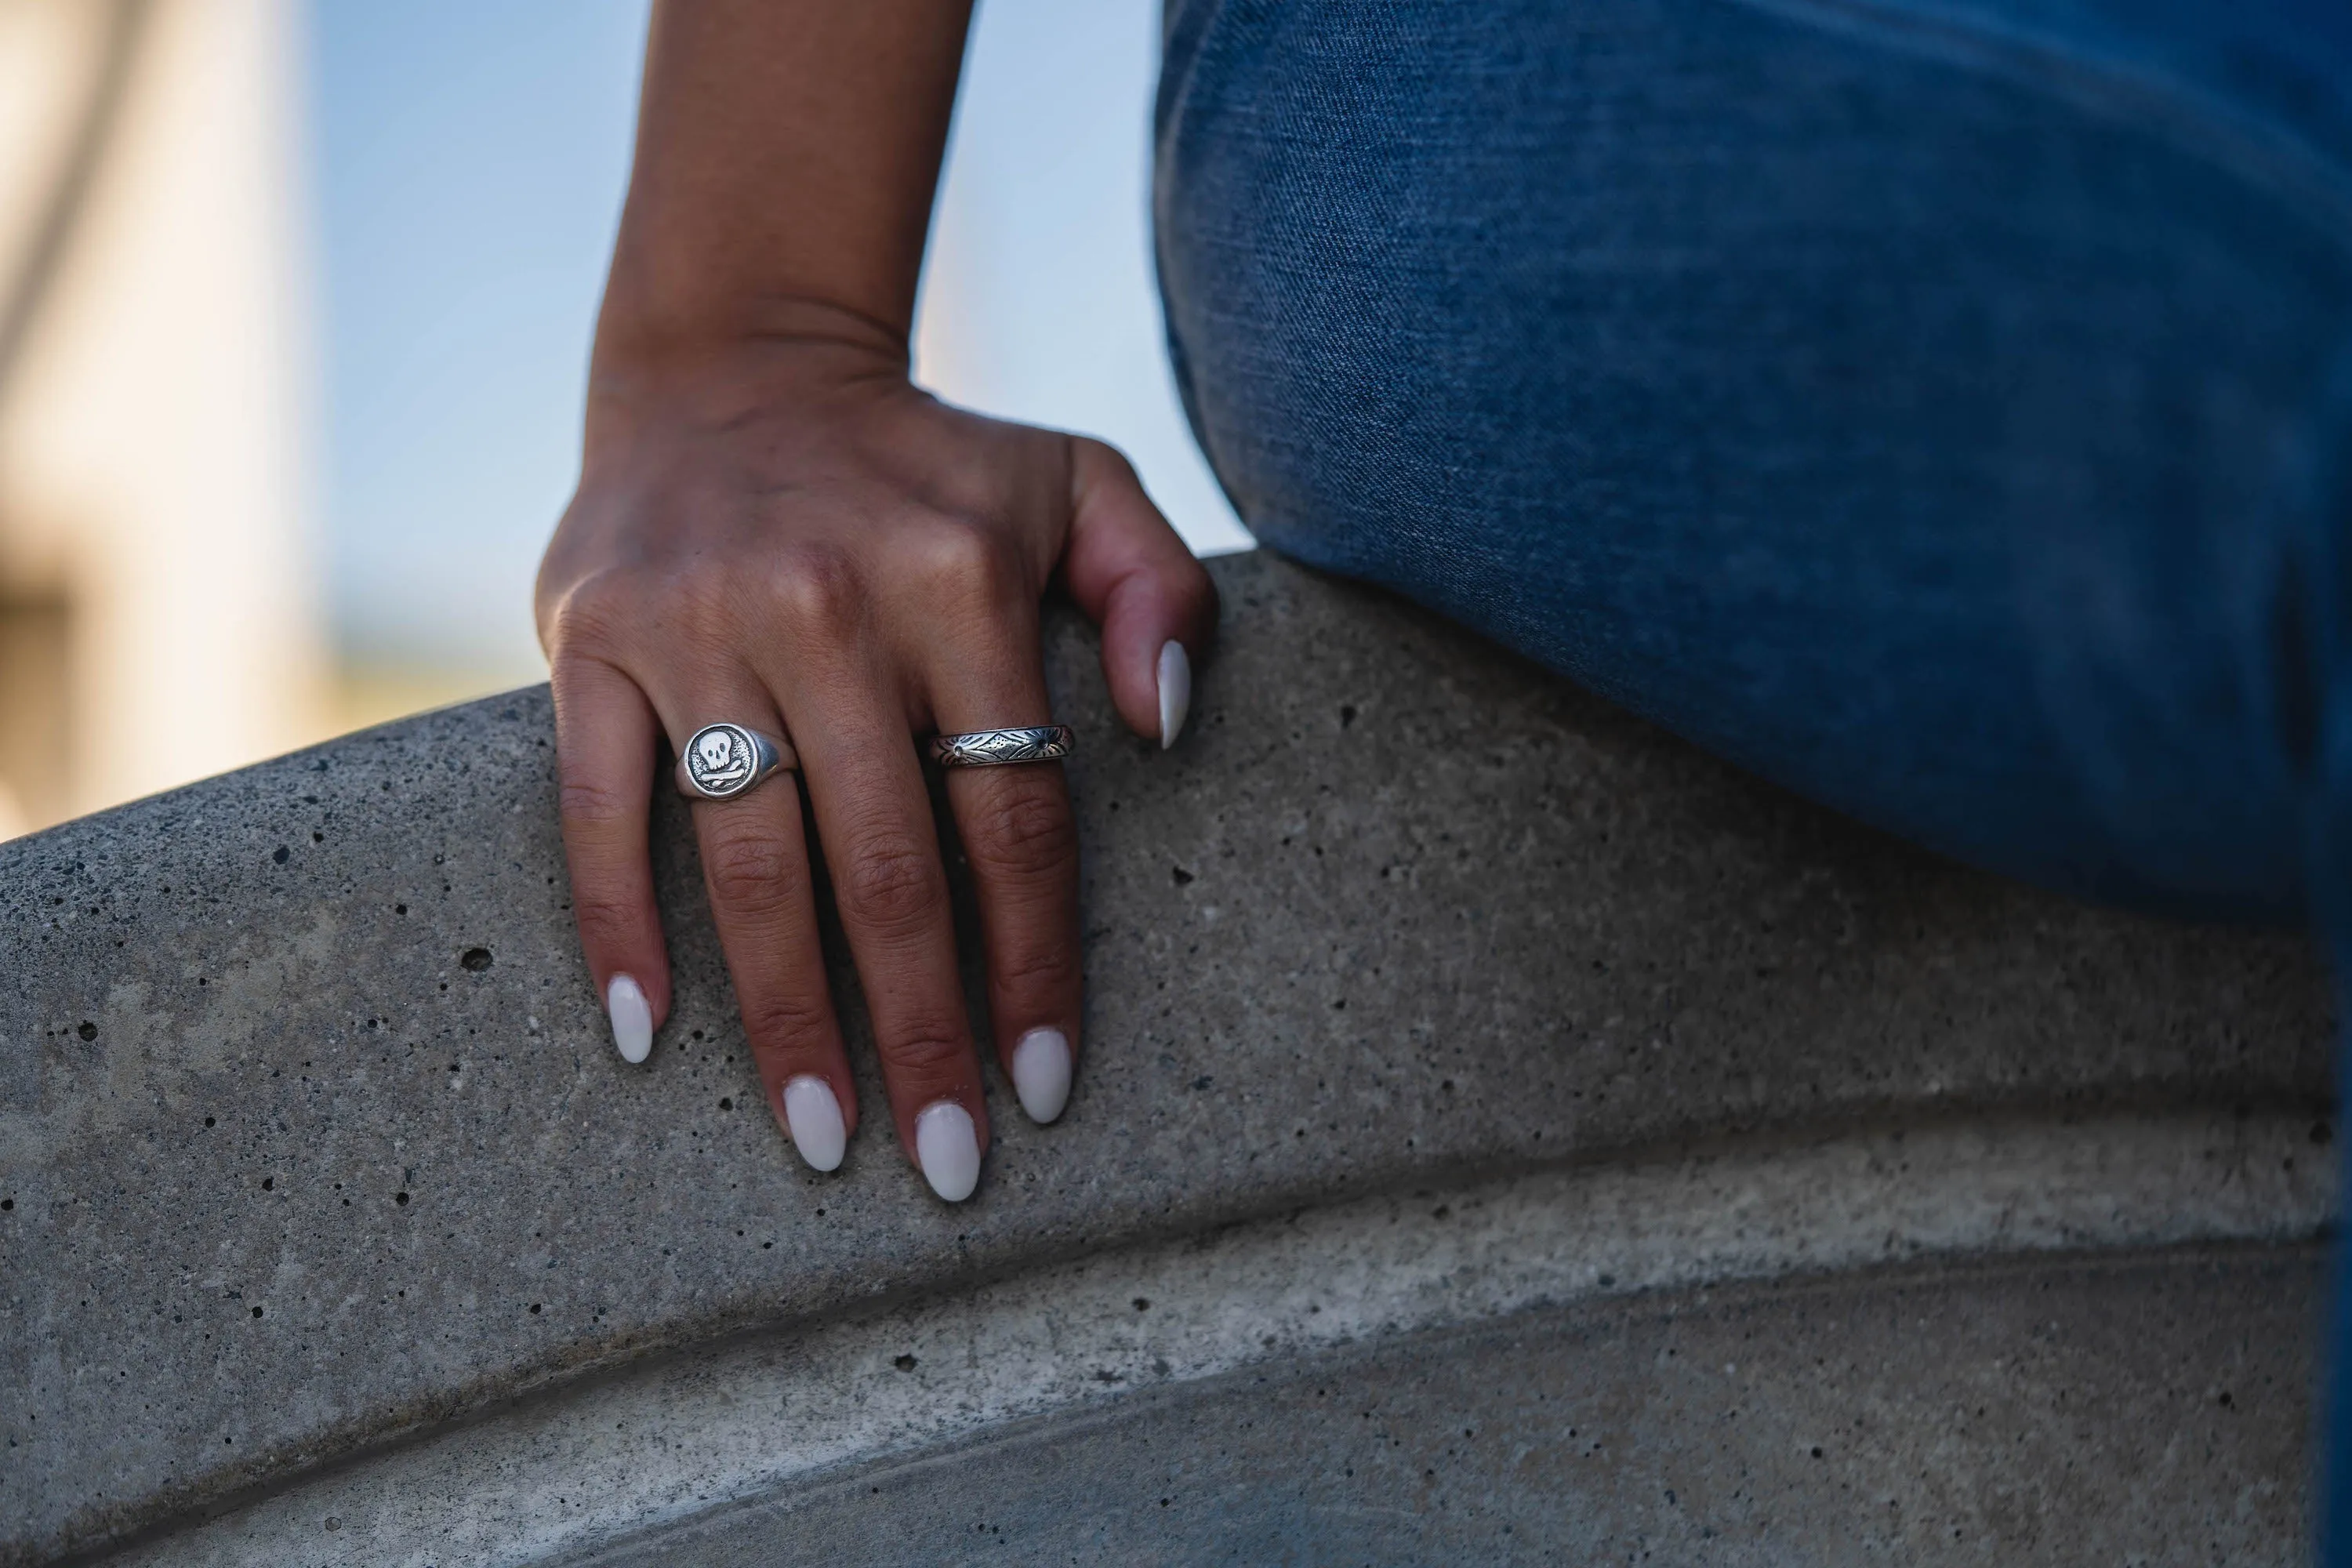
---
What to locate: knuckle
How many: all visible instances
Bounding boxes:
[909,514,994,579]
[1175,554,1220,619]
[993,938,1080,1000]
[910,517,1022,615]
[550,566,750,670]
[702,828,804,919]
[833,837,942,935]
[877,1029,970,1080]
[570,894,644,953]
[768,539,867,633]
[739,989,833,1052]
[546,573,641,657]
[963,784,1076,884]
[1080,435,1141,487]
[557,773,637,829]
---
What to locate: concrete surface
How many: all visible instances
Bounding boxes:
[0,550,2335,1563]
[106,1112,2332,1566]
[590,1247,2322,1566]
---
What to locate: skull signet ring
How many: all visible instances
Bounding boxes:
[675,723,795,800]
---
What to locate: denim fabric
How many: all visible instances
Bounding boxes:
[1153,0,2352,1546]
[1156,0,2352,924]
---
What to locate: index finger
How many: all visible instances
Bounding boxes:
[549,655,672,1063]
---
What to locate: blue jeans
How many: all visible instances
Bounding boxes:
[1154,0,2352,1544]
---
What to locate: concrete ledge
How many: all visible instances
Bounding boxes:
[109,1110,2333,1565]
[597,1245,2321,1565]
[0,550,2332,1563]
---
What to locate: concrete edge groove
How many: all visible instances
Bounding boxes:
[100,1106,2337,1567]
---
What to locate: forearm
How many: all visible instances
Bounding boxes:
[597,0,975,365]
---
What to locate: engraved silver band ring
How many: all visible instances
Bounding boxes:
[928,725,1076,768]
[675,723,795,800]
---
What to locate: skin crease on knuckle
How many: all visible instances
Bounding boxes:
[555,772,640,832]
[568,895,648,961]
[986,938,1080,1010]
[832,834,949,942]
[964,780,1078,886]
[700,825,809,921]
[738,990,839,1062]
[875,1029,978,1089]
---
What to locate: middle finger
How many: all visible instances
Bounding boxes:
[770,659,991,1203]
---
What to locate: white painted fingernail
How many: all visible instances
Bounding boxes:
[782,1075,847,1172]
[1010,1027,1073,1124]
[606,975,652,1065]
[914,1101,982,1202]
[1158,640,1191,750]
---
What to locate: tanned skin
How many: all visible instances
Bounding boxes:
[535,1,1215,1181]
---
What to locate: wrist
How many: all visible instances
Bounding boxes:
[591,289,911,387]
[583,296,916,451]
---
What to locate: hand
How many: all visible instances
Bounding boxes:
[535,321,1216,1200]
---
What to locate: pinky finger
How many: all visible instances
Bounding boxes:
[550,655,672,1063]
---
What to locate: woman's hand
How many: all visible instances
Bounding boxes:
[539,0,1212,1198]
[536,319,1214,1199]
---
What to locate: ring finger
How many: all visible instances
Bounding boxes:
[927,624,1083,1127]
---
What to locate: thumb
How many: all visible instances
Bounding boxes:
[1062,437,1219,748]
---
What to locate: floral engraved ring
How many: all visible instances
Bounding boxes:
[927,725,1077,768]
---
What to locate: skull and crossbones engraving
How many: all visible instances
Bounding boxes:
[688,727,751,790]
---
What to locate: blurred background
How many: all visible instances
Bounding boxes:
[0,0,1247,840]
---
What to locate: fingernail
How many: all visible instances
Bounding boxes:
[782,1075,847,1172]
[914,1101,982,1202]
[1158,640,1191,750]
[1010,1027,1073,1123]
[606,974,652,1065]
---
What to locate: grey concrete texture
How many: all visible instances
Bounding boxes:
[0,550,2332,1562]
[96,1109,2328,1563]
[586,1247,2322,1566]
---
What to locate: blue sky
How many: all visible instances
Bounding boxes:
[309,0,1243,679]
